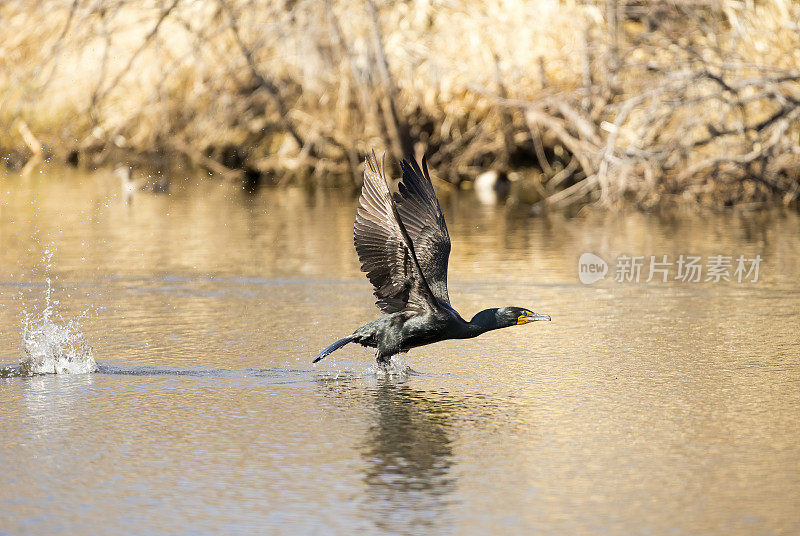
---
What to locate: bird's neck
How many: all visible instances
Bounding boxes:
[462,308,503,338]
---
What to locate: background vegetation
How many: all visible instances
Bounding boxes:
[2,0,799,209]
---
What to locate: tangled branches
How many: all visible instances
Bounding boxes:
[1,0,798,208]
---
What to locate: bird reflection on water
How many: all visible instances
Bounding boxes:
[319,376,512,534]
[320,377,458,532]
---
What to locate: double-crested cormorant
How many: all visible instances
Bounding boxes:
[313,153,551,365]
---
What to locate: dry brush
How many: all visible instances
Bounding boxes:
[1,0,798,208]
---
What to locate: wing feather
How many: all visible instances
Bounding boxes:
[354,152,437,313]
[395,156,452,306]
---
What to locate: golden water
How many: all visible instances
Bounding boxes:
[1,166,798,534]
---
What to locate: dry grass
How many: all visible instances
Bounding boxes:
[1,0,799,208]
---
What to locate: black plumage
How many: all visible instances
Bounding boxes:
[313,152,550,365]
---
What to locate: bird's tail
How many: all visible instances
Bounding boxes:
[312,335,357,363]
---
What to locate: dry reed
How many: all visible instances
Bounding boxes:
[1,0,799,208]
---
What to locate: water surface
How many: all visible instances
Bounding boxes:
[1,167,798,535]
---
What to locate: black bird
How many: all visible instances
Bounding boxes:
[313,153,551,365]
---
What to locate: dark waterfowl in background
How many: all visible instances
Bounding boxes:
[313,152,550,365]
[114,165,170,204]
[114,166,138,205]
[473,169,511,205]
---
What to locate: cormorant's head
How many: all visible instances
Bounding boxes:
[497,307,551,327]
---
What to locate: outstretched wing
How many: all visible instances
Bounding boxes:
[394,156,452,306]
[354,152,437,313]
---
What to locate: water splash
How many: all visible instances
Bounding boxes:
[367,355,416,377]
[18,249,96,376]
